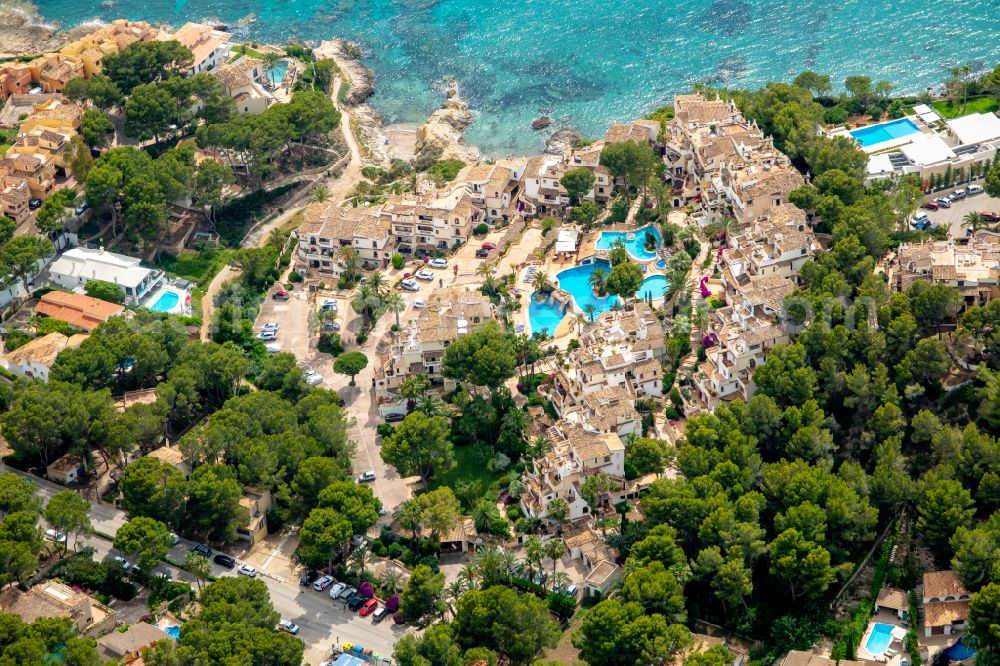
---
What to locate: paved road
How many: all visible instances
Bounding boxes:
[3,465,402,665]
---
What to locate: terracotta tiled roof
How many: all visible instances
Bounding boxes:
[923,570,967,599]
[35,291,125,332]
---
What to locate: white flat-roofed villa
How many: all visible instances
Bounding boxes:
[832,109,1000,184]
[47,246,191,314]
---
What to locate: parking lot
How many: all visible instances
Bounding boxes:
[918,186,1000,238]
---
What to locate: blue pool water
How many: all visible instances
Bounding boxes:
[638,275,669,300]
[149,291,179,312]
[267,60,288,84]
[943,637,976,661]
[850,118,920,147]
[596,226,662,261]
[655,259,667,269]
[528,292,566,336]
[556,260,619,315]
[864,623,894,655]
[35,1,1000,156]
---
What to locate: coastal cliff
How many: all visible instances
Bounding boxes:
[0,2,70,55]
[320,39,375,106]
[414,78,479,164]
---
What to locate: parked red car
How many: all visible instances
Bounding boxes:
[922,201,939,211]
[359,598,379,616]
[983,211,999,223]
[272,290,290,301]
[481,242,497,250]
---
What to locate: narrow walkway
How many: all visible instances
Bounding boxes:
[199,72,364,341]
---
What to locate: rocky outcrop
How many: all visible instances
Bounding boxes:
[544,127,582,159]
[322,39,375,106]
[531,116,552,130]
[0,2,69,56]
[414,78,479,164]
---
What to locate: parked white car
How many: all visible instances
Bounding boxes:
[261,322,279,332]
[265,343,282,353]
[428,258,448,269]
[278,620,299,634]
[329,582,347,599]
[358,471,376,483]
[45,529,66,543]
[238,564,258,577]
[415,269,435,281]
[257,331,277,341]
[413,298,426,309]
[969,184,984,195]
[401,279,420,292]
[305,370,324,386]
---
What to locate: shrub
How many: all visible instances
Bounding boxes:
[665,406,680,420]
[426,158,464,182]
[318,333,343,356]
[541,217,557,236]
[696,346,707,362]
[84,279,126,304]
[391,253,404,270]
[376,423,395,438]
[371,539,387,557]
[356,333,367,345]
[474,223,489,236]
[387,543,404,559]
[3,330,33,351]
[417,555,440,572]
[288,271,303,283]
[506,505,522,521]
[548,592,577,620]
[610,198,629,223]
[32,286,54,299]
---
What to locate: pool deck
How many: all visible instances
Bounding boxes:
[142,284,192,316]
[518,222,672,339]
[857,611,908,664]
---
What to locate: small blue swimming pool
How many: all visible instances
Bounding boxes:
[528,292,566,336]
[596,226,662,261]
[556,260,619,315]
[943,637,976,661]
[850,118,920,147]
[149,291,179,312]
[655,259,667,269]
[638,275,669,300]
[267,60,288,84]
[864,623,894,655]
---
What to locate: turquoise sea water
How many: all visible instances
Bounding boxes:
[33,0,1000,155]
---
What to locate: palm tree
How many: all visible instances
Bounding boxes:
[397,499,422,539]
[383,292,405,328]
[380,570,403,596]
[457,565,480,591]
[309,185,330,204]
[583,304,598,322]
[574,313,586,335]
[588,267,608,296]
[544,538,566,581]
[351,284,381,324]
[549,571,572,593]
[416,395,446,416]
[445,580,465,616]
[481,274,498,298]
[693,303,710,339]
[531,271,552,294]
[523,535,544,580]
[476,263,495,279]
[547,498,569,529]
[349,547,373,578]
[965,211,986,235]
[367,270,388,298]
[473,500,503,534]
[526,436,553,459]
[339,246,361,281]
[262,51,281,82]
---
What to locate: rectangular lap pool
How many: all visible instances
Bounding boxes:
[849,118,920,148]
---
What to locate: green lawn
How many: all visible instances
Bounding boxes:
[431,444,503,509]
[155,246,232,287]
[930,97,999,119]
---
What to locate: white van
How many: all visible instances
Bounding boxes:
[969,184,984,195]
